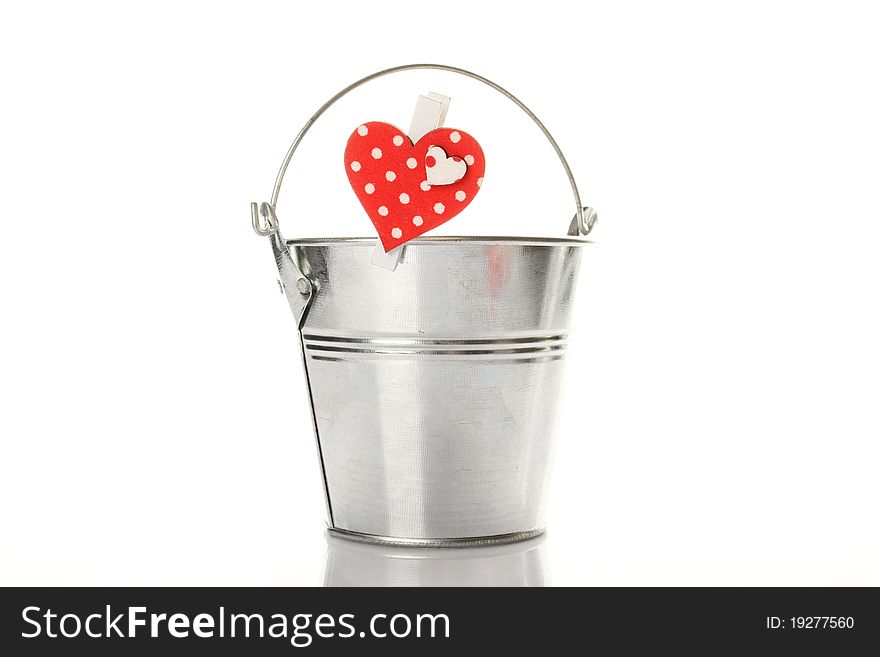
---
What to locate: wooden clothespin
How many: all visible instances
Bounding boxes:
[371,92,451,271]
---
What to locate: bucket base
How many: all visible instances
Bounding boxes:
[326,526,546,548]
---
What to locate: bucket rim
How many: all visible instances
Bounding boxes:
[285,235,592,247]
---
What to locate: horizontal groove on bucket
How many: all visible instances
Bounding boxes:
[306,344,566,356]
[302,334,568,345]
[302,333,568,361]
[311,354,566,364]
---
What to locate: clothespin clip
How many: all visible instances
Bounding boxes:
[371,92,451,271]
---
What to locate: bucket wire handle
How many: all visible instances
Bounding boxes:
[250,63,597,239]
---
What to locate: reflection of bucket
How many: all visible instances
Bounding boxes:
[324,533,549,587]
[252,64,596,547]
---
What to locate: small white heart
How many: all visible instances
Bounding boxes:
[425,146,467,186]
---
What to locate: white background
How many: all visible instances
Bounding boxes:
[1,1,878,586]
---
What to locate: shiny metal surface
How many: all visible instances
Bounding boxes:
[324,532,549,586]
[287,237,583,542]
[252,200,278,237]
[271,231,313,328]
[254,64,594,545]
[569,206,599,237]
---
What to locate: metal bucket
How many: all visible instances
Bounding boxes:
[251,65,596,547]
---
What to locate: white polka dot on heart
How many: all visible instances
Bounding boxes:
[364,183,375,194]
[391,227,402,239]
[412,216,423,226]
[371,148,382,159]
[406,157,417,169]
[393,135,404,146]
[464,154,474,166]
[477,177,483,187]
[449,131,461,143]
[357,125,368,136]
[385,170,396,182]
[378,206,389,216]
[420,181,431,191]
[399,193,410,204]
[434,202,445,214]
[350,161,361,172]
[455,190,466,202]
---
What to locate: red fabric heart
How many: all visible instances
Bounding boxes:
[344,122,485,251]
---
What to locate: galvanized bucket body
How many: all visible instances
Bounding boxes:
[288,237,583,545]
